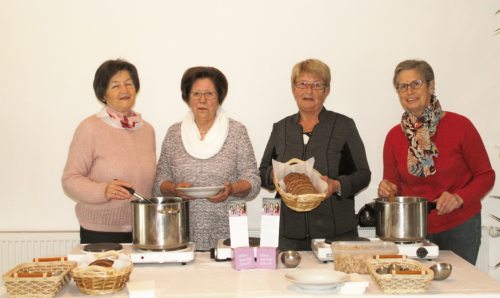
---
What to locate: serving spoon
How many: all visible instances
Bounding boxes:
[124,187,153,204]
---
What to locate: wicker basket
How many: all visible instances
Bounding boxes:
[2,261,76,298]
[72,263,132,295]
[273,158,327,212]
[366,257,434,294]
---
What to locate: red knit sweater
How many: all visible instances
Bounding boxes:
[383,112,495,234]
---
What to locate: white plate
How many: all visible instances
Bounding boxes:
[177,186,225,198]
[285,269,349,291]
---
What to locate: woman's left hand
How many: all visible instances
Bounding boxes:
[434,191,463,215]
[321,176,340,198]
[207,182,233,203]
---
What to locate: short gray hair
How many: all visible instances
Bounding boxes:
[393,59,434,89]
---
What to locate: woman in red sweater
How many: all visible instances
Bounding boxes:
[377,59,495,264]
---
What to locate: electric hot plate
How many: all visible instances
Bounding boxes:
[82,242,123,253]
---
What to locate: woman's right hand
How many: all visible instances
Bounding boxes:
[160,181,194,199]
[105,179,133,201]
[378,179,398,198]
[173,182,195,200]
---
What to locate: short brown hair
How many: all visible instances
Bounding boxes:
[180,66,228,104]
[93,59,140,104]
[393,59,434,89]
[291,59,331,87]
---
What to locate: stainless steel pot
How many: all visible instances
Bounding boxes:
[131,197,189,251]
[374,196,436,242]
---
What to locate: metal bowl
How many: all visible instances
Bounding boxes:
[430,262,452,280]
[280,250,301,268]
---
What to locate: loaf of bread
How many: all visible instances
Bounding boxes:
[284,172,319,195]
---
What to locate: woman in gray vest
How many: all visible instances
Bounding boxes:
[259,58,371,251]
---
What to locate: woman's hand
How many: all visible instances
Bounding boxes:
[434,191,463,215]
[105,179,133,201]
[207,182,233,203]
[161,181,193,199]
[320,176,340,198]
[378,179,398,198]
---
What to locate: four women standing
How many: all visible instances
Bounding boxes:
[63,58,495,264]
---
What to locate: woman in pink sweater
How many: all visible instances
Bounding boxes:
[377,59,495,264]
[62,59,156,244]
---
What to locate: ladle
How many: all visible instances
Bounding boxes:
[124,187,153,204]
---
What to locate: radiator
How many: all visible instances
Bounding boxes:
[0,231,80,284]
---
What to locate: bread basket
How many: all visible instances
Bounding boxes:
[72,251,133,295]
[273,158,327,212]
[366,257,434,294]
[3,259,76,298]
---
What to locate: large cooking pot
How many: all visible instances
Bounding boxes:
[374,196,437,242]
[131,197,189,251]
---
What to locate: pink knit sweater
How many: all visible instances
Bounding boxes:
[62,115,156,232]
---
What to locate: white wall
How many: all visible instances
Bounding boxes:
[1,0,500,234]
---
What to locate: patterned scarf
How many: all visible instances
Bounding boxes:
[96,106,143,130]
[106,107,142,129]
[401,97,442,177]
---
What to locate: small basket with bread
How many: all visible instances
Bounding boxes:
[2,257,76,298]
[272,158,327,212]
[366,256,434,294]
[72,250,133,295]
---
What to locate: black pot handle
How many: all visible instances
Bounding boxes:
[427,201,437,213]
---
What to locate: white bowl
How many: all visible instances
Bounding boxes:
[285,269,349,291]
[176,186,225,199]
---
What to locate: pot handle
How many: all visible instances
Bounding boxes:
[158,208,180,214]
[428,201,437,213]
[32,257,67,262]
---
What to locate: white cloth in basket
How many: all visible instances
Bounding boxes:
[272,158,328,194]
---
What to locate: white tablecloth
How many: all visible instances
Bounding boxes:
[2,250,500,297]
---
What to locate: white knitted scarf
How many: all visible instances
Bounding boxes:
[181,108,229,159]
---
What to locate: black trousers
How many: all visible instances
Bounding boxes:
[80,226,132,244]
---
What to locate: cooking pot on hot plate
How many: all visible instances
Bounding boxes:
[131,197,189,251]
[374,196,437,242]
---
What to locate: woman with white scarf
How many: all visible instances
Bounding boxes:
[62,59,156,244]
[153,66,260,251]
[378,59,495,264]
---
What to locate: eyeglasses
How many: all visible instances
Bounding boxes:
[295,81,326,90]
[396,79,425,92]
[190,91,217,101]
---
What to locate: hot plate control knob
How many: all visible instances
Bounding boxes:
[416,247,429,258]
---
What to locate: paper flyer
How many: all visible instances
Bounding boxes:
[260,198,280,247]
[228,201,249,248]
